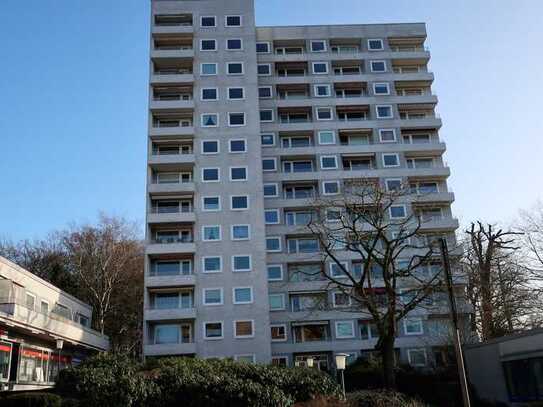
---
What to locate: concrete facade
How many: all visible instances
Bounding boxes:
[144,0,467,370]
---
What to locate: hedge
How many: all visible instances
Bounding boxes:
[3,392,62,407]
[347,390,428,407]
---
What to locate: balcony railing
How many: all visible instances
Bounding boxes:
[337,113,368,121]
[152,119,193,128]
[279,115,311,124]
[399,112,439,120]
[153,94,192,101]
[152,236,193,244]
[154,45,193,51]
[331,46,360,53]
[390,45,429,52]
[153,69,192,75]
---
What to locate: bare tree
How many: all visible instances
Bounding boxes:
[519,201,543,277]
[305,180,454,389]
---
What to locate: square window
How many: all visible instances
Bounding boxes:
[203,288,223,305]
[326,208,342,222]
[226,15,242,27]
[226,38,243,50]
[260,109,274,122]
[228,112,246,126]
[269,294,285,310]
[232,225,250,240]
[202,256,222,273]
[311,40,327,52]
[230,166,248,181]
[368,39,384,51]
[323,181,340,195]
[234,320,254,338]
[261,133,275,146]
[379,129,396,142]
[376,105,393,119]
[204,321,223,339]
[404,318,424,335]
[231,195,249,210]
[259,87,272,99]
[200,39,217,51]
[200,16,216,27]
[385,179,402,192]
[266,237,282,252]
[383,153,400,167]
[390,205,407,218]
[336,321,355,338]
[256,42,271,53]
[330,262,349,278]
[228,87,245,100]
[333,292,351,307]
[202,140,219,154]
[318,131,335,145]
[267,265,283,281]
[200,63,217,76]
[316,107,333,120]
[370,60,386,72]
[262,158,277,172]
[202,225,221,241]
[201,113,218,127]
[202,196,221,211]
[312,62,328,74]
[408,349,427,366]
[201,88,218,100]
[272,356,288,367]
[265,209,280,224]
[227,62,244,75]
[320,155,338,169]
[271,325,287,342]
[263,184,278,197]
[373,83,390,95]
[232,256,252,272]
[233,287,253,303]
[314,85,331,97]
[202,167,219,182]
[229,139,247,153]
[257,64,271,75]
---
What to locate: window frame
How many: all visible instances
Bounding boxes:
[203,321,224,340]
[269,293,286,311]
[389,204,407,219]
[225,15,243,27]
[316,107,334,121]
[367,38,384,51]
[225,38,244,51]
[373,82,390,95]
[407,348,428,367]
[370,60,387,73]
[332,291,352,308]
[258,86,273,99]
[201,139,219,155]
[379,128,397,143]
[314,84,331,97]
[329,261,349,279]
[257,63,272,76]
[200,16,217,28]
[233,320,255,339]
[312,61,329,75]
[199,39,217,52]
[376,104,394,119]
[202,225,222,242]
[201,196,221,212]
[335,320,356,339]
[200,62,218,76]
[261,133,276,147]
[265,209,281,224]
[403,318,424,336]
[266,237,282,253]
[318,130,336,145]
[310,40,327,53]
[229,138,247,153]
[256,41,271,53]
[229,166,248,182]
[230,195,250,211]
[320,155,338,170]
[231,224,251,241]
[262,158,277,172]
[233,286,254,304]
[226,62,245,76]
[385,178,403,192]
[227,112,246,127]
[200,113,219,128]
[382,153,400,168]
[270,324,288,342]
[322,180,341,196]
[231,255,252,272]
[267,264,284,281]
[227,87,245,100]
[201,167,220,183]
[202,288,224,306]
[260,109,275,122]
[200,87,219,101]
[202,256,222,273]
[263,183,279,198]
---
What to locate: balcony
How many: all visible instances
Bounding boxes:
[152,14,193,35]
[151,60,194,85]
[150,86,194,111]
[148,181,194,195]
[144,307,196,322]
[278,107,312,124]
[146,239,196,255]
[151,36,194,59]
[388,37,430,59]
[336,105,370,122]
[144,342,196,356]
[150,113,194,137]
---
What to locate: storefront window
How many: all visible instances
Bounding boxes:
[18,345,71,384]
[0,342,12,382]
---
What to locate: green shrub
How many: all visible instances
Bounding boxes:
[4,392,62,407]
[347,390,427,407]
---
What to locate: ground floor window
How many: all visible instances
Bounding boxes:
[18,345,71,384]
[294,354,330,372]
[503,357,543,402]
[0,342,12,382]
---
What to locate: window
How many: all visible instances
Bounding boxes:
[326,208,342,222]
[153,260,192,276]
[332,292,351,307]
[407,349,427,367]
[232,255,252,272]
[316,107,333,120]
[227,62,244,75]
[267,265,283,281]
[370,60,386,72]
[323,180,340,195]
[201,87,218,101]
[203,288,223,305]
[379,129,396,142]
[272,356,288,367]
[269,294,286,310]
[266,237,282,252]
[228,87,244,100]
[368,39,384,51]
[154,324,189,345]
[318,131,335,145]
[231,225,250,240]
[202,225,221,241]
[390,205,407,218]
[385,178,402,192]
[257,63,271,75]
[288,238,319,253]
[40,300,49,314]
[404,318,424,335]
[233,287,253,304]
[256,42,271,53]
[265,209,280,224]
[200,16,216,27]
[26,293,35,310]
[260,109,274,122]
[202,196,221,211]
[314,84,331,97]
[271,324,287,341]
[200,63,218,76]
[261,133,275,146]
[202,167,219,182]
[229,139,246,153]
[360,321,379,340]
[258,86,272,99]
[230,166,248,181]
[330,262,349,278]
[373,82,390,95]
[228,112,245,126]
[201,140,219,154]
[335,321,355,338]
[312,62,328,74]
[262,158,277,172]
[320,155,338,169]
[382,153,400,167]
[201,113,218,127]
[311,40,327,52]
[263,183,279,198]
[202,256,222,273]
[225,15,242,27]
[234,320,254,338]
[226,38,243,50]
[376,105,393,119]
[200,39,217,51]
[231,195,249,210]
[204,322,223,340]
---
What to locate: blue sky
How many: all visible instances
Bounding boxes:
[0,0,542,240]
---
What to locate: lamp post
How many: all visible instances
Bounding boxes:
[335,353,349,399]
[55,339,64,381]
[306,356,314,368]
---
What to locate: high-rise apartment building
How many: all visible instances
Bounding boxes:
[144,0,467,370]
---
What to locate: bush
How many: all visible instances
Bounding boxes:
[3,392,62,407]
[347,390,427,407]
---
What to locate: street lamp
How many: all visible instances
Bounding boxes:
[335,353,349,399]
[306,357,314,368]
[56,339,64,381]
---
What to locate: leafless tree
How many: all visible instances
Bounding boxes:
[518,201,543,278]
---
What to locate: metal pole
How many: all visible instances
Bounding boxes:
[439,238,471,407]
[340,369,346,399]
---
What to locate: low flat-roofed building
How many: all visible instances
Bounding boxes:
[0,256,109,391]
